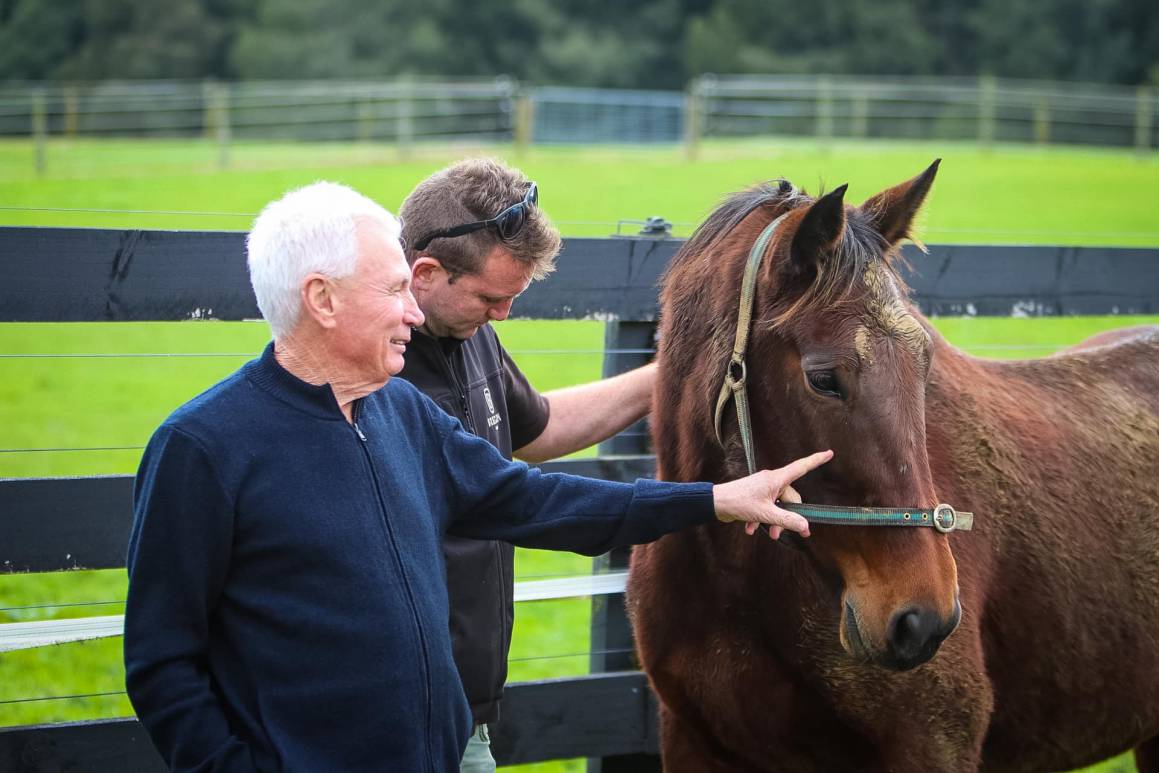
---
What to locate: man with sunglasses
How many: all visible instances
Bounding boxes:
[398,159,659,771]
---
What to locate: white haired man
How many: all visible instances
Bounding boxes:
[123,181,831,772]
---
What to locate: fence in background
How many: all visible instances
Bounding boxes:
[0,78,517,173]
[1,75,1154,173]
[531,87,684,144]
[1,226,1157,771]
[686,74,1157,152]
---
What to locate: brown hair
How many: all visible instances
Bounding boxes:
[399,158,560,280]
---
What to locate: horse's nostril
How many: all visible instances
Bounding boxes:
[893,611,917,650]
[888,607,940,667]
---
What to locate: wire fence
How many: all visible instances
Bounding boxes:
[0,335,1115,473]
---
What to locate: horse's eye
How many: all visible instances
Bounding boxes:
[806,370,842,398]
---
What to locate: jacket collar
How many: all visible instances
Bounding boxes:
[244,341,347,420]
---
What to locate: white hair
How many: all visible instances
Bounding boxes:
[246,181,401,339]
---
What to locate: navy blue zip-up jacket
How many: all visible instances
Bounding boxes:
[123,344,715,773]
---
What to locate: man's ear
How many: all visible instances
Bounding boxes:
[411,256,444,292]
[300,273,338,329]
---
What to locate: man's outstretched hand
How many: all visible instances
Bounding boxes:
[712,450,834,540]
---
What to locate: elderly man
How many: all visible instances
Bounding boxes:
[123,181,829,772]
[398,159,666,770]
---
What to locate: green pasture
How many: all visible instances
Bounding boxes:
[1,137,1157,246]
[1,138,1156,772]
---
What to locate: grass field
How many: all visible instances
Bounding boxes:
[1,138,1156,772]
[1,137,1157,245]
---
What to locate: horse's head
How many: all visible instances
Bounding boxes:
[723,161,958,670]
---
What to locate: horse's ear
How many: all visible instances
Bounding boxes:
[861,159,940,247]
[785,184,847,278]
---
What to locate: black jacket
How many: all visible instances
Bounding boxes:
[397,325,550,723]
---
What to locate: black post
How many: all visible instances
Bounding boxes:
[588,320,661,773]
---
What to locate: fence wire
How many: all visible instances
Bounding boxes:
[0,646,638,708]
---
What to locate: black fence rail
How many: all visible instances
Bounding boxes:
[3,229,1157,322]
[2,227,1157,772]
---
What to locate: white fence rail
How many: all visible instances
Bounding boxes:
[0,572,631,653]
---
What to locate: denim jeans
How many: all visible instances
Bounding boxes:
[461,723,496,773]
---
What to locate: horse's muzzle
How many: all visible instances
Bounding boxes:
[883,598,961,671]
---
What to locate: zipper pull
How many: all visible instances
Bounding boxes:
[350,398,367,441]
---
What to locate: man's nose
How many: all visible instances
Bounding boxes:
[405,292,425,327]
[488,299,514,321]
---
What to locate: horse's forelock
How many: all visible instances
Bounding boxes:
[661,184,915,380]
[769,211,904,333]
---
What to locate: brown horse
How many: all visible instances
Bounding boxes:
[628,161,1159,772]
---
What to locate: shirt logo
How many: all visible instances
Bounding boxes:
[483,386,502,429]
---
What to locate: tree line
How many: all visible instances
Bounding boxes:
[1,0,1155,88]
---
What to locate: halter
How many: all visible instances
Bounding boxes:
[712,213,974,534]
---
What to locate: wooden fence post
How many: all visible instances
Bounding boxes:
[1136,86,1153,155]
[396,81,414,159]
[816,76,834,149]
[514,91,534,156]
[214,83,231,170]
[63,86,79,139]
[978,75,996,149]
[32,88,47,177]
[202,80,216,140]
[684,79,702,161]
[589,318,661,773]
[357,91,374,143]
[1033,95,1050,145]
[202,80,231,168]
[852,92,869,139]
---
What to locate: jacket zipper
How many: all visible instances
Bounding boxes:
[438,346,475,433]
[351,400,437,773]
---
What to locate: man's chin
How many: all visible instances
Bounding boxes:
[453,325,482,340]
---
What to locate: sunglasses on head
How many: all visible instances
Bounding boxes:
[413,183,538,253]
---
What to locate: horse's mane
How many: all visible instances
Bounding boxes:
[670,180,904,334]
[677,180,800,271]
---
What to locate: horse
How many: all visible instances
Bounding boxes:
[628,161,1159,772]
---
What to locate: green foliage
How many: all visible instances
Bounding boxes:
[0,0,1156,87]
[0,0,84,81]
[0,0,254,81]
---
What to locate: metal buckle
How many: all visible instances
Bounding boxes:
[933,504,956,533]
[726,358,747,390]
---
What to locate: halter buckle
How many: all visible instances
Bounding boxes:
[726,358,747,391]
[933,504,957,533]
